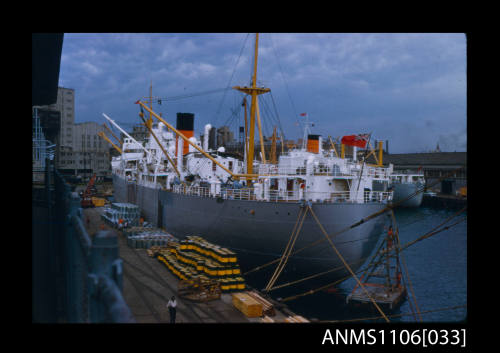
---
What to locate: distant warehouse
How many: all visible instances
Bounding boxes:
[382,152,467,195]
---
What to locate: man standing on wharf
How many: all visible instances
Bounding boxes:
[167,296,177,323]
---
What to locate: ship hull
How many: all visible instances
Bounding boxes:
[113,173,389,292]
[392,183,423,208]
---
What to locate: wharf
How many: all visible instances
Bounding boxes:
[83,207,306,323]
[422,194,467,210]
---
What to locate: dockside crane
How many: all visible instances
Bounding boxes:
[97,131,123,154]
[80,173,97,208]
[103,122,123,147]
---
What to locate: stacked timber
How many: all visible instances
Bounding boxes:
[261,316,275,323]
[284,315,309,323]
[232,292,263,318]
[246,290,275,317]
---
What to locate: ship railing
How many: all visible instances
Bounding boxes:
[173,184,392,204]
[364,167,392,179]
[256,164,352,177]
[265,190,393,204]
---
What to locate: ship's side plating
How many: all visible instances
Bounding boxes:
[113,172,388,289]
[158,188,388,290]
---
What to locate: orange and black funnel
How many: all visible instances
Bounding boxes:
[176,113,194,155]
[307,134,320,153]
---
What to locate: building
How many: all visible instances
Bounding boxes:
[217,126,234,147]
[35,87,114,181]
[382,152,467,195]
[71,122,112,181]
[34,87,75,169]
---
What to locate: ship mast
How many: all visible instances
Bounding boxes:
[233,33,270,180]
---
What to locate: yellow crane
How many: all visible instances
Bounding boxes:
[137,101,259,181]
[138,107,181,178]
[103,122,122,147]
[97,131,122,154]
[328,136,339,158]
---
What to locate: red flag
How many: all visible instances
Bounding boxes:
[299,112,307,117]
[341,134,370,148]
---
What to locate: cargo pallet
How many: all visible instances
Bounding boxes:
[346,285,407,310]
[346,219,408,312]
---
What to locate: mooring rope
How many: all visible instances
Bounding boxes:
[307,205,390,323]
[264,206,309,292]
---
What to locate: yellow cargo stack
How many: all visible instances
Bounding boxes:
[232,292,262,318]
[92,197,106,207]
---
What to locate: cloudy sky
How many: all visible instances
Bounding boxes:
[59,33,467,153]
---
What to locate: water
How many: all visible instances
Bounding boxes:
[264,206,467,323]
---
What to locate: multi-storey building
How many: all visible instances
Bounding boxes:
[71,122,111,181]
[34,87,112,181]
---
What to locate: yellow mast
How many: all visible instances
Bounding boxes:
[243,98,249,159]
[255,98,266,164]
[378,140,384,166]
[270,126,277,164]
[233,33,270,178]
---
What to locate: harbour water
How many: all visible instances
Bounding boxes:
[254,206,467,323]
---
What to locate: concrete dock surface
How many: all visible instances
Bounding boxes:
[83,206,304,323]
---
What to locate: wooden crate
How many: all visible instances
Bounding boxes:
[232,292,262,318]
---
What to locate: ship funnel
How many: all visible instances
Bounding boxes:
[176,112,194,155]
[307,134,320,153]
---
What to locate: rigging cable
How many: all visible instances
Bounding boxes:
[213,33,251,126]
[390,209,421,322]
[278,208,466,304]
[269,34,300,126]
[307,205,390,322]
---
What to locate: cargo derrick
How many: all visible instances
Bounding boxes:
[81,173,97,208]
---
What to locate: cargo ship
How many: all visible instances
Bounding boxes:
[108,34,394,292]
